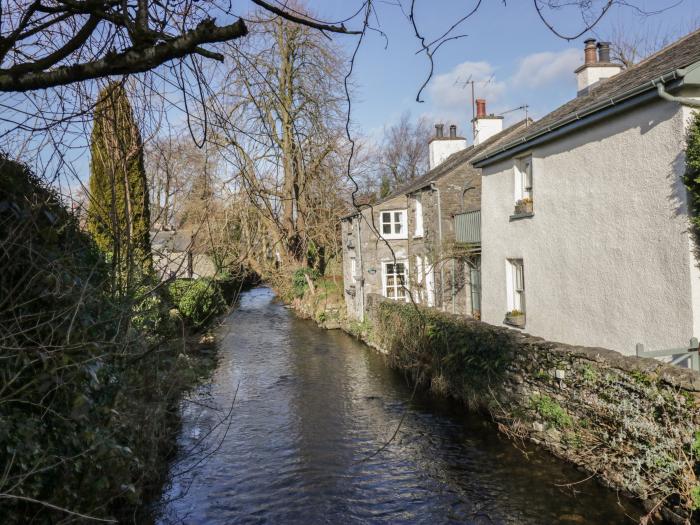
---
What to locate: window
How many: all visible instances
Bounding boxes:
[514,155,533,203]
[506,259,525,312]
[383,261,408,300]
[414,196,424,237]
[380,210,407,239]
[350,257,357,282]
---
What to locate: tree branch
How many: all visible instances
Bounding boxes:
[0,18,247,92]
[250,0,361,35]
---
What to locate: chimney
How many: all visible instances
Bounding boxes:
[476,98,487,119]
[429,122,467,169]
[575,38,621,96]
[584,38,597,65]
[472,99,503,146]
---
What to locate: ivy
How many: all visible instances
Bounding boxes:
[685,111,700,235]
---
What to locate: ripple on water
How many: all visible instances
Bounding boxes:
[157,287,641,525]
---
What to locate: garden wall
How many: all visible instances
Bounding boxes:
[362,293,700,523]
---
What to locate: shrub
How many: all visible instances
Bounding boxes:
[168,278,226,329]
[131,284,176,339]
[531,394,573,428]
[0,156,197,522]
[292,267,319,298]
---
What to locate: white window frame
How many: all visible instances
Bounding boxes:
[514,154,533,203]
[506,259,525,313]
[413,195,424,238]
[415,255,424,303]
[425,260,435,307]
[382,260,409,301]
[379,209,408,240]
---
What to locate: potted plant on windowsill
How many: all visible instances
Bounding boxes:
[514,197,533,215]
[505,309,525,327]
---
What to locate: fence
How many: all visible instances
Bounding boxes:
[635,338,700,371]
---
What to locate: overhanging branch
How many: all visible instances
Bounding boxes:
[0,18,248,92]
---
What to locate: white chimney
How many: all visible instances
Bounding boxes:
[575,39,621,96]
[472,99,503,146]
[428,123,468,170]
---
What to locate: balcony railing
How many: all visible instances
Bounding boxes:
[454,210,481,245]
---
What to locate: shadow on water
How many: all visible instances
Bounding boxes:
[157,287,643,524]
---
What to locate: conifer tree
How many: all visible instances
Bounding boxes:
[87,83,152,289]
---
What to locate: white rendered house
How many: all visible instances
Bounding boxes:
[473,34,700,355]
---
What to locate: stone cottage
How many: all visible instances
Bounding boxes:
[342,107,529,321]
[473,34,700,355]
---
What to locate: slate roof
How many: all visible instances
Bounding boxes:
[376,118,533,205]
[474,28,700,164]
[150,230,194,252]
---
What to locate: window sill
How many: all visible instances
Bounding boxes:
[380,235,409,241]
[509,212,534,221]
[413,233,424,239]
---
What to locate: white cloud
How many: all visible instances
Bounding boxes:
[510,48,581,89]
[427,61,506,116]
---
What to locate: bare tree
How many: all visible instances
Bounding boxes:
[603,17,700,68]
[210,10,348,272]
[145,135,211,229]
[376,112,432,196]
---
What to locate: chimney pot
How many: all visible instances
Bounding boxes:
[435,123,444,138]
[584,38,597,65]
[476,99,487,119]
[449,125,457,139]
[597,41,611,63]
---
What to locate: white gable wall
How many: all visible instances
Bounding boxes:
[480,98,696,354]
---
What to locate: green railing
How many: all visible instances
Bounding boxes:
[455,210,480,245]
[635,338,700,372]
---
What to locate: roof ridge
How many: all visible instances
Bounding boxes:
[626,27,700,71]
[373,118,532,204]
[475,29,700,165]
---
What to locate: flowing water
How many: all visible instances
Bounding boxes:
[157,287,642,524]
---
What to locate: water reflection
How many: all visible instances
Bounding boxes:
[158,287,640,524]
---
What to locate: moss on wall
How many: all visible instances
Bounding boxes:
[363,294,700,523]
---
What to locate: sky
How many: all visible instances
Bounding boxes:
[3,0,700,189]
[299,0,700,142]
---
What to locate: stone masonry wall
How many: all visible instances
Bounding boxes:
[361,293,700,523]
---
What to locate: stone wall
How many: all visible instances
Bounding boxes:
[362,293,700,523]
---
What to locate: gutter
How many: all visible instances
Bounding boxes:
[357,216,365,322]
[474,62,700,167]
[431,181,445,311]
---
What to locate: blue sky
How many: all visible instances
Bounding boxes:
[4,0,700,189]
[301,0,700,141]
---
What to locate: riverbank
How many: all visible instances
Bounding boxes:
[290,288,700,524]
[0,156,260,523]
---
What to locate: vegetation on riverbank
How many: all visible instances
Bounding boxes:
[0,157,243,523]
[333,295,700,524]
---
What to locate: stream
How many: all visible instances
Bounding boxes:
[157,287,642,524]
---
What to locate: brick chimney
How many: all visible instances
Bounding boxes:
[472,99,503,146]
[575,38,621,96]
[429,123,467,169]
[476,99,486,119]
